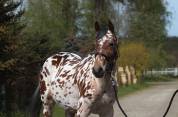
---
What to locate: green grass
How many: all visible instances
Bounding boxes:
[143,75,176,82]
[52,105,65,117]
[39,105,65,117]
[0,111,27,117]
[118,82,149,97]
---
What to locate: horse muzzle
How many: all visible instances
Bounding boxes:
[92,67,105,78]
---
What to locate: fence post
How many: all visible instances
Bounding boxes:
[175,68,178,76]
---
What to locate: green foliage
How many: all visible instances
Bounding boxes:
[25,0,65,52]
[0,111,27,117]
[127,0,169,47]
[0,0,171,115]
[0,0,25,114]
[0,0,24,71]
[122,0,170,69]
[76,0,95,38]
[0,0,24,74]
[119,42,150,73]
[0,0,24,24]
[143,75,175,82]
[163,37,178,67]
[128,13,166,45]
[148,47,169,69]
[75,0,125,54]
[118,40,169,74]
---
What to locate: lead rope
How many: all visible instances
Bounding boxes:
[112,79,128,117]
[111,49,177,117]
[163,89,178,117]
[111,61,178,117]
[112,78,178,117]
[111,61,128,117]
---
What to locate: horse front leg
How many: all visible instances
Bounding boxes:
[99,105,114,117]
[41,91,54,117]
[65,109,76,117]
[76,97,92,117]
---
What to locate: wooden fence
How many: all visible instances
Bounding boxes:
[116,66,138,86]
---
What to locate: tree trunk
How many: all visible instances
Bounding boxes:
[5,79,18,116]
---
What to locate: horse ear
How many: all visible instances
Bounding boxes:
[108,20,114,33]
[95,21,100,32]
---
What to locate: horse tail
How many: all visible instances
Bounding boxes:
[29,83,42,117]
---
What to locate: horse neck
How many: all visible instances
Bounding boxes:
[92,55,117,91]
[94,69,113,95]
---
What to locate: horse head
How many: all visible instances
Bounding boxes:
[92,20,119,78]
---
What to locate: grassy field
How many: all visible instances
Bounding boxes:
[143,75,176,82]
[117,82,149,97]
[52,106,65,117]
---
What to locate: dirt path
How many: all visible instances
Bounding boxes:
[90,80,178,117]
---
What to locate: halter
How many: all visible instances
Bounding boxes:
[94,52,109,61]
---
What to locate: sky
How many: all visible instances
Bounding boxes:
[166,0,178,36]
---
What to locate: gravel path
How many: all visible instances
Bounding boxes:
[90,80,178,117]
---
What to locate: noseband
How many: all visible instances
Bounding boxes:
[94,52,109,62]
[94,52,117,72]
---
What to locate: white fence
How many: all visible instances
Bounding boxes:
[145,68,178,77]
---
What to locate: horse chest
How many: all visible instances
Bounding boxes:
[91,87,115,113]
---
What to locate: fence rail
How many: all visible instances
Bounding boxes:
[145,68,178,77]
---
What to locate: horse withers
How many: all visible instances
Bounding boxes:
[33,21,119,117]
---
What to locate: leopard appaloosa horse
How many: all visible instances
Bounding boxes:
[33,20,119,117]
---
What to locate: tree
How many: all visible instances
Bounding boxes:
[14,0,80,113]
[148,44,171,69]
[121,0,170,70]
[126,0,169,47]
[24,0,79,54]
[75,0,124,54]
[0,0,24,72]
[0,0,24,114]
[118,42,150,77]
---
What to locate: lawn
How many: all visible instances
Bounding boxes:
[143,75,176,82]
[52,106,65,117]
[117,82,149,97]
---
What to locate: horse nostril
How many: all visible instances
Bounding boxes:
[98,67,103,73]
[92,67,104,78]
[109,43,114,47]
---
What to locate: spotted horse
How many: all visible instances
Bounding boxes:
[38,21,119,117]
